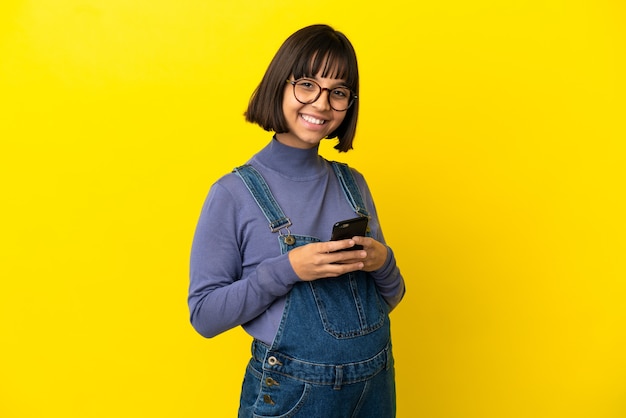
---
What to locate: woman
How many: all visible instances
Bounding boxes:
[189,24,405,417]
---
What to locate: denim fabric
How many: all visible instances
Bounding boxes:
[239,340,395,418]
[233,165,292,232]
[330,162,370,218]
[235,164,396,418]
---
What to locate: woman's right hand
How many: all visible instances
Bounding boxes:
[288,240,367,281]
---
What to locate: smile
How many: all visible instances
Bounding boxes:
[300,114,326,125]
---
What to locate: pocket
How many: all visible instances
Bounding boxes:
[252,372,311,418]
[310,271,387,339]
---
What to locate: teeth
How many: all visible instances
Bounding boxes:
[301,114,325,125]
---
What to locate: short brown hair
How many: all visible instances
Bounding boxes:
[245,25,359,152]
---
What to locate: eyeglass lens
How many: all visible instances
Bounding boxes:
[292,79,354,111]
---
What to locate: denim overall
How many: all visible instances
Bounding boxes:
[235,162,395,418]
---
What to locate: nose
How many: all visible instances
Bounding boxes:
[312,88,332,110]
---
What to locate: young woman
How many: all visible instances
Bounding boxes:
[189,24,405,417]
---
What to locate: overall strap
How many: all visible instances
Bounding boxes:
[233,165,292,233]
[331,161,370,218]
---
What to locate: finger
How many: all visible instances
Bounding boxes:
[326,249,367,267]
[351,236,371,247]
[319,261,365,277]
[334,249,367,262]
[323,239,357,253]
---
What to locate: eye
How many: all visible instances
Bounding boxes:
[332,88,350,98]
[296,80,317,90]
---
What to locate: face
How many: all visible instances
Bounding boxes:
[275,72,349,150]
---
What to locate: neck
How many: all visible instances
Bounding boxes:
[252,136,326,179]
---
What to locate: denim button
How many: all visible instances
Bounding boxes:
[265,377,279,386]
[267,356,282,366]
[263,394,275,405]
[284,235,295,245]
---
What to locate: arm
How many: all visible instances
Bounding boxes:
[188,181,299,338]
[368,244,406,311]
[351,170,406,310]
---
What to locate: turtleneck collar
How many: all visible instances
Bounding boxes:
[250,136,327,180]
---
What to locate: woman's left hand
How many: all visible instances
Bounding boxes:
[341,236,388,272]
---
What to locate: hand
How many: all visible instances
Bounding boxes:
[288,237,388,281]
[347,236,388,272]
[288,239,365,282]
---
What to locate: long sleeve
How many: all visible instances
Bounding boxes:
[349,169,406,310]
[188,180,300,338]
[371,247,405,310]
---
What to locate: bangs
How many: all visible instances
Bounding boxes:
[291,44,357,89]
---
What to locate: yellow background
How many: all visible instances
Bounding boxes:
[1,1,625,417]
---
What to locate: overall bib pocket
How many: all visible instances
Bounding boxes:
[310,271,386,339]
[281,234,387,339]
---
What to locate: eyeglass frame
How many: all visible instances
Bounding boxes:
[285,78,358,112]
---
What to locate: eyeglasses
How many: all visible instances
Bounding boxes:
[286,78,357,112]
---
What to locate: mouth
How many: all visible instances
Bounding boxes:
[300,114,326,125]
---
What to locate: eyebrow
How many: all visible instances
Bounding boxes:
[301,77,350,89]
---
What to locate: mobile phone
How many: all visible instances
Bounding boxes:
[330,217,369,250]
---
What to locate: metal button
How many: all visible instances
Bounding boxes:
[267,356,282,366]
[265,377,279,387]
[284,235,296,245]
[263,394,275,405]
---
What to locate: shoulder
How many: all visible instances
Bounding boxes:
[326,159,368,185]
[203,169,253,207]
[210,171,244,192]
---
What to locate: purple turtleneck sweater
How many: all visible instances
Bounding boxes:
[189,137,405,344]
